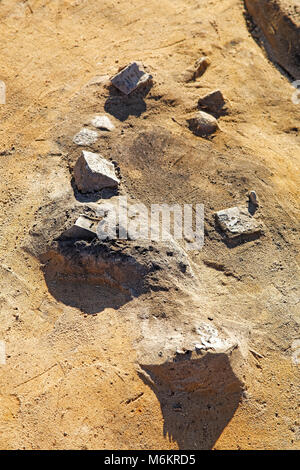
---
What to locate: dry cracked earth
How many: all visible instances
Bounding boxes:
[0,0,299,450]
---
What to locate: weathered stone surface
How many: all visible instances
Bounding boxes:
[187,111,219,137]
[60,216,98,240]
[74,151,119,193]
[73,128,99,146]
[91,115,115,131]
[198,89,226,114]
[182,56,211,82]
[215,205,262,239]
[111,62,153,95]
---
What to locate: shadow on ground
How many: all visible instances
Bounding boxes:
[41,240,149,314]
[44,275,131,314]
[139,352,243,449]
[104,83,152,121]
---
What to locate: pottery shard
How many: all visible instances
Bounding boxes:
[215,206,262,239]
[111,61,153,95]
[198,89,226,114]
[188,111,219,137]
[74,151,119,193]
[60,216,98,240]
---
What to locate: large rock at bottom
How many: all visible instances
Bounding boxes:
[215,205,263,240]
[74,151,119,193]
[188,111,219,137]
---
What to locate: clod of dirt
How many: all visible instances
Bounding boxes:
[73,151,119,193]
[111,61,153,95]
[73,128,99,146]
[187,111,219,137]
[181,56,211,82]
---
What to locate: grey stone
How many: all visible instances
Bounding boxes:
[187,111,219,137]
[91,115,115,131]
[111,62,153,95]
[60,216,98,240]
[73,128,99,146]
[215,206,262,239]
[198,89,226,114]
[74,151,119,193]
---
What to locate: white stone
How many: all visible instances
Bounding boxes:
[111,62,152,95]
[215,206,262,239]
[73,128,99,146]
[91,115,115,131]
[74,151,119,193]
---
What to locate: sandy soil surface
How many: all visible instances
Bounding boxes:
[0,0,299,450]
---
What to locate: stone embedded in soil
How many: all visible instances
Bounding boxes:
[73,128,99,146]
[111,61,153,95]
[60,216,98,240]
[198,89,226,114]
[187,111,219,137]
[91,115,115,131]
[215,205,262,239]
[182,56,211,82]
[74,150,119,193]
[249,190,258,206]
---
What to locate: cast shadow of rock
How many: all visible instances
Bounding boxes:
[44,273,131,315]
[41,240,149,314]
[139,352,243,449]
[104,83,152,121]
[71,176,119,203]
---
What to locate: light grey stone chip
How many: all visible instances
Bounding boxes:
[74,151,119,193]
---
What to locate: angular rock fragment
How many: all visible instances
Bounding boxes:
[198,89,226,114]
[91,115,115,131]
[182,56,211,82]
[111,61,153,95]
[73,128,99,146]
[249,190,258,207]
[60,216,98,240]
[215,206,263,239]
[187,111,219,137]
[74,151,119,193]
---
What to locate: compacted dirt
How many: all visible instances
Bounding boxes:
[0,0,299,450]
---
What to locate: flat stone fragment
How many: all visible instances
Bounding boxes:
[111,62,153,95]
[60,216,98,240]
[74,150,119,193]
[215,206,262,239]
[187,111,219,137]
[73,128,99,146]
[198,89,226,114]
[91,115,115,131]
